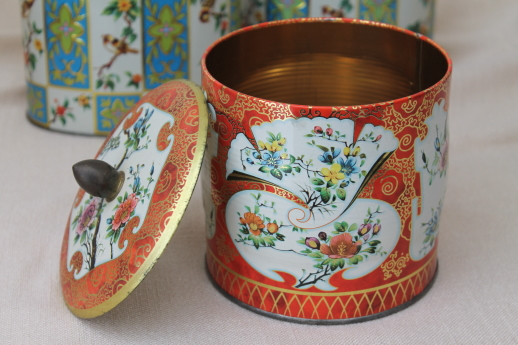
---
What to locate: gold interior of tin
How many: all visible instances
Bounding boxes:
[205,21,448,106]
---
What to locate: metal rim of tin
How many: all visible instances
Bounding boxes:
[201,17,452,109]
[206,260,439,325]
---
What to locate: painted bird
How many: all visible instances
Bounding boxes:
[199,0,215,22]
[102,34,138,55]
[21,0,36,18]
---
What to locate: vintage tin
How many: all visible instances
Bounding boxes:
[201,18,451,323]
[60,19,451,322]
[241,0,435,36]
[22,0,241,135]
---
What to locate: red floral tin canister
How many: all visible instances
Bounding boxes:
[201,18,451,323]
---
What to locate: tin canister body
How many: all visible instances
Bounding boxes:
[241,0,435,36]
[22,0,240,135]
[201,19,450,323]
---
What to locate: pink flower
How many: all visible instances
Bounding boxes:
[320,233,362,259]
[326,127,333,136]
[112,193,139,231]
[358,223,372,236]
[76,198,100,235]
[374,134,382,142]
[314,126,323,135]
[440,141,449,171]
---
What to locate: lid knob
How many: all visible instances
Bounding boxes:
[72,159,125,202]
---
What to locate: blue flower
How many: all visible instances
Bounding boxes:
[252,151,261,159]
[246,158,254,165]
[261,152,282,168]
[318,148,340,164]
[337,157,360,176]
[133,176,140,193]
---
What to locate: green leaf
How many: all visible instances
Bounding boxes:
[263,236,276,246]
[294,166,301,173]
[361,247,376,253]
[361,170,367,176]
[320,188,331,204]
[338,258,345,268]
[304,134,314,137]
[316,145,329,152]
[254,205,260,214]
[275,233,285,241]
[349,223,358,232]
[336,188,346,200]
[270,169,283,180]
[368,240,381,246]
[258,166,270,173]
[252,236,260,249]
[310,178,325,186]
[244,206,251,212]
[296,238,306,244]
[289,155,296,164]
[330,260,339,271]
[279,165,292,173]
[308,252,323,259]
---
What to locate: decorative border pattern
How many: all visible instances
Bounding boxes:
[266,0,308,21]
[26,82,48,125]
[143,0,189,90]
[95,94,140,134]
[207,248,437,320]
[45,0,90,88]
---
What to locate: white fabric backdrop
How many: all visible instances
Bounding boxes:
[1,1,517,344]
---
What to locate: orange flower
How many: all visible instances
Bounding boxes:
[77,94,90,107]
[266,223,279,234]
[320,233,361,259]
[132,74,142,84]
[117,0,132,12]
[34,39,43,51]
[239,212,264,236]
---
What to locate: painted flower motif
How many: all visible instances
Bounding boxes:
[261,151,282,168]
[266,223,279,234]
[117,0,132,12]
[34,39,43,52]
[76,199,99,235]
[358,223,372,236]
[305,237,321,250]
[352,146,361,156]
[373,223,381,235]
[343,146,350,156]
[112,193,139,231]
[239,212,264,236]
[326,128,333,136]
[49,4,85,55]
[320,233,362,259]
[374,134,382,142]
[264,141,283,152]
[318,147,340,164]
[321,163,345,185]
[55,105,66,117]
[76,94,90,108]
[132,74,142,84]
[314,126,323,135]
[337,157,360,176]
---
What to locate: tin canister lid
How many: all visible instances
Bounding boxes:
[59,80,208,318]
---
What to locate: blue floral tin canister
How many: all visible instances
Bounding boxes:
[22,0,241,135]
[22,0,435,135]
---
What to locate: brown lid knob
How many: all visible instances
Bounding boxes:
[72,159,125,202]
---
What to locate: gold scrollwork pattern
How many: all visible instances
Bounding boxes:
[381,251,410,280]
